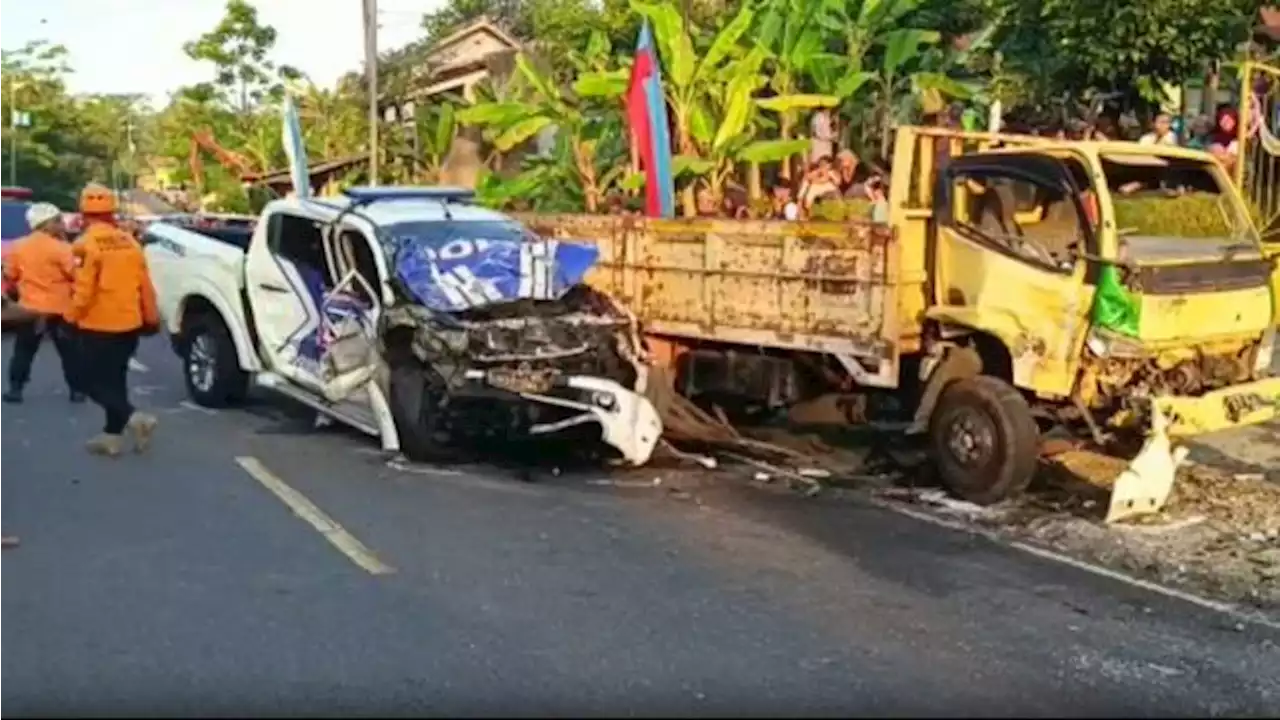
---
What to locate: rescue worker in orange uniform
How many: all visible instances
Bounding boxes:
[2,202,86,404]
[64,184,160,457]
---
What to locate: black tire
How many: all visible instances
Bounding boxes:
[928,375,1039,506]
[387,364,452,462]
[181,313,249,408]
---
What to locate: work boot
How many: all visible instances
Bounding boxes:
[2,385,23,404]
[69,390,86,404]
[126,412,158,453]
[85,433,125,457]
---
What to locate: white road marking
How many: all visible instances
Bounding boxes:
[235,456,395,576]
[128,358,149,373]
[386,459,464,477]
[179,401,218,415]
[870,496,1280,632]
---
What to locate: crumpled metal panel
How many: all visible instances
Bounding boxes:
[517,215,897,360]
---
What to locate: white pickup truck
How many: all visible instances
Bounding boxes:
[143,187,662,465]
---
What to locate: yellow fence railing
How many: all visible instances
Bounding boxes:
[1238,62,1280,244]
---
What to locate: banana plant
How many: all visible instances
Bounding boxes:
[672,47,809,204]
[457,50,628,212]
[630,0,757,157]
[410,102,458,183]
[867,27,983,159]
[804,0,970,160]
[753,0,842,180]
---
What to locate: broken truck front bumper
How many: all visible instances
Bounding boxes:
[1152,375,1280,436]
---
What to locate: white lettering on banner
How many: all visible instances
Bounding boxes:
[434,264,504,309]
[424,238,494,262]
[518,241,556,299]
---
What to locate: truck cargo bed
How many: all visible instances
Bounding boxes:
[519,215,899,363]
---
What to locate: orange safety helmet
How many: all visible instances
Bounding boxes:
[78,183,118,215]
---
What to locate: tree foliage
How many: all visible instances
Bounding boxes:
[8,0,1268,215]
[1,41,145,208]
[182,0,301,112]
[984,0,1259,109]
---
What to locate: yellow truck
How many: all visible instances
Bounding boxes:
[523,126,1280,512]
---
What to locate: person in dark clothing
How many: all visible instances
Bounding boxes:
[2,202,85,404]
[5,317,83,404]
[65,184,160,457]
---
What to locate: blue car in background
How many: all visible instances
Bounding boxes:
[2,186,35,300]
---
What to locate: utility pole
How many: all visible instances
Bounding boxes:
[8,104,31,186]
[362,0,380,186]
[8,81,20,186]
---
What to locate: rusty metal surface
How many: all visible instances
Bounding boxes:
[517,214,897,359]
[1132,258,1274,295]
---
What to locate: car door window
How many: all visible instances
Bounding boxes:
[946,167,1090,274]
[268,212,326,278]
[334,227,383,308]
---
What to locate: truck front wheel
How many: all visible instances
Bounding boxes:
[928,376,1039,505]
[182,314,249,408]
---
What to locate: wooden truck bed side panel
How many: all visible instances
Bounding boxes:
[517,214,902,361]
[515,130,1060,370]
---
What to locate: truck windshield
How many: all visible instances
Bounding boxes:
[1102,155,1260,261]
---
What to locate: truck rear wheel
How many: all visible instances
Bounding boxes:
[387,364,453,462]
[182,314,249,408]
[928,376,1039,505]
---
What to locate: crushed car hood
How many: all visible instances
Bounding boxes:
[394,237,600,313]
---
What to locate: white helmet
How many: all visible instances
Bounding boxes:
[25,202,63,231]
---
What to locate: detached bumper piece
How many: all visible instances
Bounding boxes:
[521,376,663,467]
[1107,377,1280,523]
[1153,375,1280,437]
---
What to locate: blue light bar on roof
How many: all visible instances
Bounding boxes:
[343,186,476,204]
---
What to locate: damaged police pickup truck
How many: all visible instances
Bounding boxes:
[143,187,663,466]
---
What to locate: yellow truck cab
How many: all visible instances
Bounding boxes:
[899,129,1277,500]
[522,126,1279,506]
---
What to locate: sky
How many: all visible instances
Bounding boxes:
[1,0,446,108]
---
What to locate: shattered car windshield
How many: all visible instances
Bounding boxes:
[1102,155,1260,260]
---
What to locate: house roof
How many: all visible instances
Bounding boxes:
[426,16,522,59]
[242,154,369,185]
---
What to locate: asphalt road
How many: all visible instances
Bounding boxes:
[3,336,1278,717]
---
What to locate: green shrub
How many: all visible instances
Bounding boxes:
[1111,193,1240,238]
[810,198,873,222]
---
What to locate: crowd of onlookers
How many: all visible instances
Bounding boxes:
[600,96,1270,223]
[1009,102,1249,175]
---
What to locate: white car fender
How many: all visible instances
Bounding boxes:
[173,284,264,373]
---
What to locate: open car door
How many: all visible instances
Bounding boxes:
[310,222,387,403]
[244,209,332,388]
[930,151,1097,396]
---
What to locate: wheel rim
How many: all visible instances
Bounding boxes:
[944,406,997,469]
[188,333,217,393]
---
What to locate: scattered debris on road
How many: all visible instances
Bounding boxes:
[874,447,1280,613]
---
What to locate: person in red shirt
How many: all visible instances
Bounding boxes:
[2,202,85,404]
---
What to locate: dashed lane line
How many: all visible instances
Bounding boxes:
[235,456,395,576]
